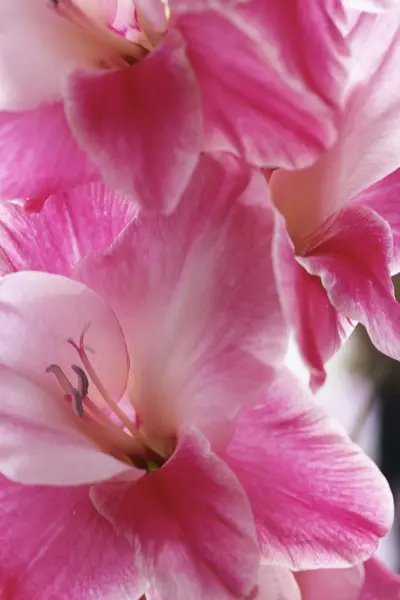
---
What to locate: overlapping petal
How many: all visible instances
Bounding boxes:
[0,182,135,276]
[91,428,260,600]
[74,154,288,447]
[295,565,364,600]
[273,210,352,388]
[66,32,203,211]
[271,7,400,242]
[359,557,400,599]
[221,369,393,569]
[0,103,98,202]
[171,0,349,169]
[0,475,144,599]
[301,206,400,365]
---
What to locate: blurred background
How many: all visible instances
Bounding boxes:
[285,284,400,572]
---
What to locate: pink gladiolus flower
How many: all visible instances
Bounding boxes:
[0,154,393,599]
[270,4,400,388]
[0,0,351,211]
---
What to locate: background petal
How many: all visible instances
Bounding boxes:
[0,182,136,276]
[295,565,364,600]
[273,210,352,389]
[0,475,145,599]
[221,369,394,569]
[65,31,202,212]
[170,0,348,169]
[359,557,400,599]
[271,8,400,241]
[91,428,260,600]
[74,154,288,447]
[300,206,400,365]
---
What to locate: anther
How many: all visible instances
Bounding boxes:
[46,364,88,418]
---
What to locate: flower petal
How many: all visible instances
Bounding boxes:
[0,475,145,599]
[271,9,400,241]
[91,427,260,600]
[0,0,110,110]
[171,0,348,169]
[253,565,300,600]
[295,565,364,600]
[0,368,134,485]
[74,154,288,447]
[0,271,129,404]
[221,369,394,569]
[300,206,400,364]
[65,31,202,212]
[354,168,400,273]
[0,182,136,276]
[359,557,400,599]
[273,210,352,389]
[0,103,99,202]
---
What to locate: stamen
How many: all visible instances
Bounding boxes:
[68,334,139,438]
[46,364,86,417]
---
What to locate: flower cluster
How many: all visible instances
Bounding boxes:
[0,1,399,599]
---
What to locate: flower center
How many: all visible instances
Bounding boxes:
[46,327,172,472]
[49,0,169,69]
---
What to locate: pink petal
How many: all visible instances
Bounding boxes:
[0,102,99,202]
[0,182,136,276]
[300,206,400,364]
[295,565,364,600]
[359,557,400,600]
[354,168,400,273]
[253,565,300,600]
[134,0,168,33]
[74,154,288,447]
[91,427,260,600]
[0,368,134,485]
[273,210,352,389]
[0,271,129,405]
[271,9,400,241]
[221,369,394,569]
[171,0,348,169]
[65,31,202,212]
[0,475,145,599]
[0,0,111,110]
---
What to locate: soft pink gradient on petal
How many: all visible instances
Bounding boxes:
[91,428,260,600]
[65,32,202,212]
[0,103,99,202]
[0,368,134,485]
[359,557,400,599]
[252,565,300,600]
[0,0,114,110]
[74,154,287,447]
[0,475,145,600]
[0,182,136,276]
[354,168,400,273]
[295,564,364,600]
[347,1,400,10]
[300,206,400,364]
[134,0,168,33]
[171,0,347,169]
[0,271,129,403]
[271,10,400,241]
[221,369,394,569]
[273,210,352,389]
